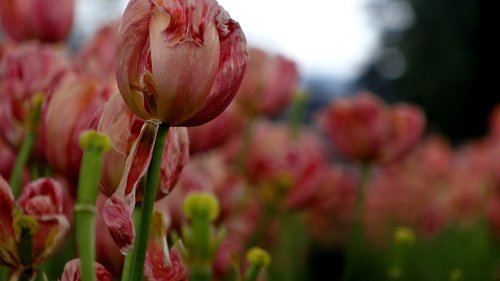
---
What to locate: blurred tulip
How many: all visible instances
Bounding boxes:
[317,91,425,163]
[235,48,299,117]
[115,0,249,126]
[0,42,70,150]
[188,101,245,154]
[0,0,75,42]
[0,177,69,268]
[98,94,189,253]
[233,121,327,210]
[144,211,188,281]
[75,21,119,78]
[61,259,113,281]
[41,74,114,180]
[0,137,15,179]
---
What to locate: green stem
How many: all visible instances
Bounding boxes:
[341,163,371,281]
[0,266,9,280]
[10,132,35,198]
[244,264,261,281]
[192,216,210,261]
[121,206,142,281]
[75,131,111,281]
[288,92,307,139]
[189,267,212,281]
[129,123,169,281]
[19,228,33,266]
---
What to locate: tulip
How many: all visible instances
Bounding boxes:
[317,91,425,163]
[115,0,249,126]
[0,42,70,150]
[98,93,189,253]
[188,101,245,154]
[61,259,113,281]
[144,211,188,281]
[0,177,69,270]
[75,21,120,78]
[41,74,114,180]
[235,48,299,117]
[0,0,75,42]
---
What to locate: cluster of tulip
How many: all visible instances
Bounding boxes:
[1,0,499,281]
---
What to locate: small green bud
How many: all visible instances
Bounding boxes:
[449,269,462,281]
[183,192,220,221]
[394,227,415,246]
[79,130,111,153]
[246,247,271,268]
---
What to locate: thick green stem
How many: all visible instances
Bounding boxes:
[288,92,308,139]
[129,123,169,281]
[75,131,111,281]
[121,207,142,281]
[10,133,35,198]
[341,164,371,281]
[192,216,211,262]
[244,264,261,281]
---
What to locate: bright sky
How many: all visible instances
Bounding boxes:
[77,0,378,80]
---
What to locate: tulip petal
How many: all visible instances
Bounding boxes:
[103,120,159,254]
[144,211,188,281]
[61,258,113,281]
[185,6,249,126]
[0,176,18,266]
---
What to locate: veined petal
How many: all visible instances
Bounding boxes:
[0,176,18,267]
[103,120,159,253]
[18,178,64,217]
[145,212,188,281]
[185,6,249,126]
[61,258,113,281]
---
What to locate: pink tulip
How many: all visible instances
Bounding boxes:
[75,21,119,78]
[235,48,299,117]
[0,176,69,268]
[61,259,113,281]
[0,0,75,42]
[234,121,327,210]
[41,74,114,180]
[318,91,425,163]
[144,211,188,281]
[115,0,249,126]
[188,101,245,154]
[0,42,70,150]
[98,94,189,253]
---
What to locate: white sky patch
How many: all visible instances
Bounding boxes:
[218,0,379,80]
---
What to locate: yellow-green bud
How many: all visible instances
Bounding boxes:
[449,269,462,281]
[246,247,271,267]
[183,192,220,221]
[394,227,415,246]
[79,130,111,153]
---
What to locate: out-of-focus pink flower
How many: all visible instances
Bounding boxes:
[235,48,299,117]
[188,101,245,154]
[98,94,189,253]
[305,166,357,247]
[0,137,15,179]
[95,194,125,277]
[41,74,114,180]
[61,259,113,281]
[115,0,249,126]
[317,91,425,163]
[234,121,327,210]
[75,21,119,78]
[0,42,70,150]
[0,177,69,268]
[0,0,75,42]
[144,211,188,281]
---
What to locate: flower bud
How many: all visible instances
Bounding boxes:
[235,48,299,117]
[0,0,75,42]
[115,0,249,126]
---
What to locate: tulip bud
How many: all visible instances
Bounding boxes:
[0,0,75,42]
[236,48,299,117]
[115,0,249,126]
